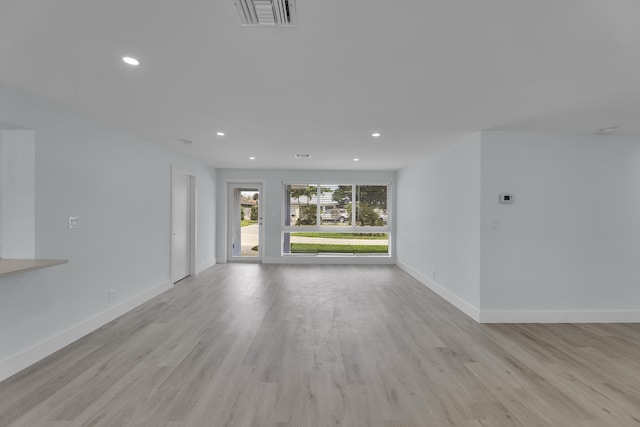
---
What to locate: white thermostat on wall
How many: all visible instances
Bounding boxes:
[499,193,514,204]
[68,216,80,229]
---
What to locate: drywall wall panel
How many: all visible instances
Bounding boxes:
[0,83,216,370]
[396,134,481,309]
[480,131,640,311]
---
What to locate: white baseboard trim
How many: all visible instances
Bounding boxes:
[0,281,173,383]
[396,261,480,322]
[196,258,216,274]
[264,256,396,265]
[396,261,640,324]
[479,310,640,323]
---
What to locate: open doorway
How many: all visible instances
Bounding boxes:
[228,183,263,262]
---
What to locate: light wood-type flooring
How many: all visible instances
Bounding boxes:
[1,264,640,426]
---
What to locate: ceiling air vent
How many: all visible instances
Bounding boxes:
[233,0,296,26]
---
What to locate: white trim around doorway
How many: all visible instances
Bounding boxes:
[224,180,265,263]
[171,166,197,282]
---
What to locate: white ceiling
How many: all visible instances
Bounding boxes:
[1,0,639,170]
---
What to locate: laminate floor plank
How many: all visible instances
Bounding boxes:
[9,323,168,426]
[2,264,640,426]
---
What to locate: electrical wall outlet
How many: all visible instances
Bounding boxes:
[108,289,115,302]
[499,193,514,204]
[432,270,437,279]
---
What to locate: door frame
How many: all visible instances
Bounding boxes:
[226,180,264,263]
[171,166,197,282]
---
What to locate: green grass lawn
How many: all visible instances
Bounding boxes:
[241,220,257,227]
[290,243,389,254]
[290,232,387,240]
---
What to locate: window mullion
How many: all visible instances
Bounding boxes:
[351,185,356,225]
[316,183,321,226]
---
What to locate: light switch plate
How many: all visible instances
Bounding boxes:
[68,216,80,229]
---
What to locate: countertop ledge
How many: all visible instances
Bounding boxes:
[0,259,68,279]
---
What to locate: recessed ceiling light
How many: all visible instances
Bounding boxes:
[595,126,618,135]
[122,56,140,66]
[216,131,225,136]
[371,132,381,138]
[353,158,360,162]
[249,156,256,160]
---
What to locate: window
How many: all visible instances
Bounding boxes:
[284,184,318,226]
[356,185,388,227]
[283,183,390,255]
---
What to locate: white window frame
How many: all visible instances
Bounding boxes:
[281,182,392,256]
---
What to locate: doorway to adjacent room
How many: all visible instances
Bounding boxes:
[171,168,196,283]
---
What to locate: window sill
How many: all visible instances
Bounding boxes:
[267,254,395,265]
[282,253,392,258]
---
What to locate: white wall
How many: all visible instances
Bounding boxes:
[0,83,216,379]
[397,130,640,322]
[0,129,35,258]
[215,169,396,263]
[396,134,482,314]
[480,131,640,313]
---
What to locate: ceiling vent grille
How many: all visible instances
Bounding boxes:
[233,0,296,26]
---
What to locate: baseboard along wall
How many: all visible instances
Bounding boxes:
[0,281,173,382]
[196,258,216,274]
[396,260,640,324]
[396,261,481,322]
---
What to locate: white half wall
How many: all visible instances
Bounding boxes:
[396,133,481,309]
[0,82,216,381]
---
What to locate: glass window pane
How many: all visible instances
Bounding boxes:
[355,185,387,227]
[240,190,259,257]
[319,185,352,226]
[284,232,388,254]
[285,184,318,226]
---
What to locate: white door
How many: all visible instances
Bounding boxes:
[228,183,263,262]
[172,171,191,282]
